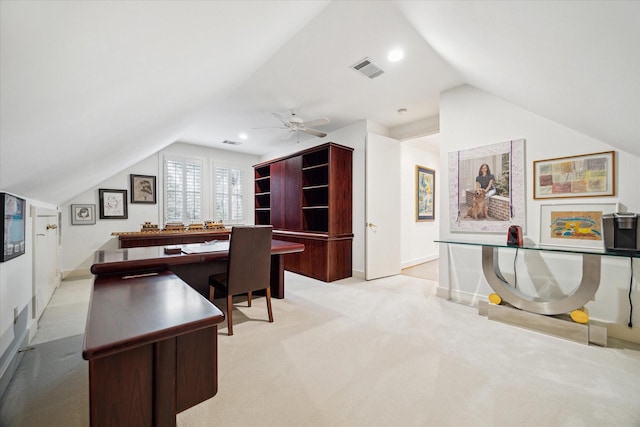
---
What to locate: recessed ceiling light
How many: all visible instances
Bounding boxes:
[397,108,408,115]
[387,49,404,62]
[238,133,248,140]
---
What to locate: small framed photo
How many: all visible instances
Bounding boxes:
[99,189,128,219]
[416,165,435,221]
[71,204,96,225]
[130,174,156,204]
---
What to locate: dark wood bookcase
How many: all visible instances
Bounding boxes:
[254,142,353,282]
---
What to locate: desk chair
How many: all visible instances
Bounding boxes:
[209,225,273,336]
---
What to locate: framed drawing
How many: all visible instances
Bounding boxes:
[99,189,128,219]
[130,174,156,204]
[539,203,618,249]
[533,151,615,199]
[448,139,525,233]
[416,166,435,221]
[71,204,96,225]
[1,192,26,262]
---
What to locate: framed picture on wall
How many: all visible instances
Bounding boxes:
[539,203,618,249]
[533,151,615,199]
[99,189,128,219]
[71,204,96,225]
[1,192,26,262]
[416,166,435,221]
[448,139,525,233]
[130,174,157,204]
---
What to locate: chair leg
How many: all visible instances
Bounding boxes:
[247,291,252,307]
[227,294,233,336]
[265,287,274,323]
[208,286,215,302]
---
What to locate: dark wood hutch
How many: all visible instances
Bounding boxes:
[254,142,353,282]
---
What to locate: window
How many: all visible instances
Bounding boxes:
[215,166,244,222]
[164,157,202,223]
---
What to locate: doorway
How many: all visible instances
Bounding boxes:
[32,207,60,322]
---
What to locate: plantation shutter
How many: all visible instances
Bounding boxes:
[164,158,202,222]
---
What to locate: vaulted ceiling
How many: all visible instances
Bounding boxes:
[1,1,638,205]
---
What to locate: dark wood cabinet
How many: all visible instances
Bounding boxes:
[254,143,353,282]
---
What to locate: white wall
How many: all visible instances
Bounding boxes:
[61,142,260,276]
[438,85,640,337]
[401,135,440,268]
[0,195,57,387]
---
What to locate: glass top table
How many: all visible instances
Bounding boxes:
[436,240,638,316]
[435,239,640,258]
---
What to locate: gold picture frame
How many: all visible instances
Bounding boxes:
[533,151,615,199]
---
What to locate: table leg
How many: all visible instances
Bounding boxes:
[271,254,285,299]
[481,246,601,315]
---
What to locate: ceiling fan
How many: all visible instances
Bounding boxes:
[259,110,330,141]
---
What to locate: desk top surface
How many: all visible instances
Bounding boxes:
[82,270,225,360]
[91,239,305,275]
[436,239,640,258]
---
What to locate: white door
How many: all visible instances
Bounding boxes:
[365,133,401,280]
[33,208,59,321]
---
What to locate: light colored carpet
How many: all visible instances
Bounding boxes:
[2,273,640,427]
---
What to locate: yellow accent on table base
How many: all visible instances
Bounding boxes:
[488,293,502,305]
[570,307,589,324]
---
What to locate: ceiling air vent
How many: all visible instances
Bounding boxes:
[351,57,384,79]
[222,140,242,146]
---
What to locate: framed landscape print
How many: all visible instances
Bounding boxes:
[416,166,435,221]
[99,189,128,219]
[130,174,156,204]
[71,204,96,225]
[533,151,615,199]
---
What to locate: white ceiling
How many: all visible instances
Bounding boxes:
[1,1,638,205]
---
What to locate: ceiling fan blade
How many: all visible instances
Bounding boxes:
[252,126,287,130]
[281,130,295,141]
[300,117,329,128]
[272,112,290,125]
[299,127,327,138]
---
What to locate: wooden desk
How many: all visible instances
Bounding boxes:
[82,271,225,427]
[91,239,305,299]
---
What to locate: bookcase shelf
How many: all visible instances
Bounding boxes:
[253,142,353,281]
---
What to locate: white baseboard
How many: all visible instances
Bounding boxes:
[401,254,438,269]
[62,268,92,280]
[435,286,450,299]
[606,323,640,345]
[352,269,365,280]
[0,326,29,399]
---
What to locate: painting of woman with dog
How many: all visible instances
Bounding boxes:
[448,139,525,233]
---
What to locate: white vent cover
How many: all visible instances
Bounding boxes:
[222,140,242,146]
[351,58,384,79]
